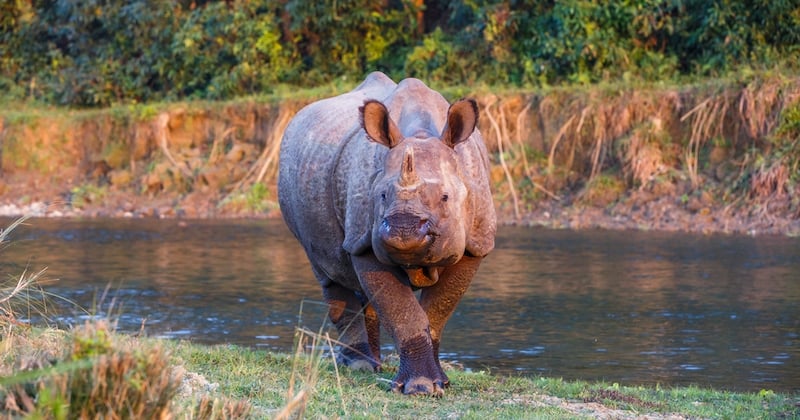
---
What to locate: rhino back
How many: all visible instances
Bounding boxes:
[278,72,396,286]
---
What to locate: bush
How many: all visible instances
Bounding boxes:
[284,0,418,82]
[1,0,798,106]
[170,0,294,99]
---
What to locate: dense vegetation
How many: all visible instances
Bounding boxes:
[2,0,799,107]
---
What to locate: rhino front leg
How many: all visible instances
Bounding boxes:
[419,254,483,387]
[351,253,445,396]
[322,281,380,371]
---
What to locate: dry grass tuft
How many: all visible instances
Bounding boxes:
[617,118,671,189]
[738,76,791,139]
[64,322,179,419]
[481,95,524,220]
[680,91,732,188]
[192,394,252,420]
[0,217,53,334]
[750,160,790,199]
[274,325,346,420]
[2,320,183,419]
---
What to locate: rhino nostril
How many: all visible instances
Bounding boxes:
[418,219,429,232]
[381,213,434,245]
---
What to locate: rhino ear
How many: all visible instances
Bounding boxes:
[441,99,478,148]
[360,100,403,148]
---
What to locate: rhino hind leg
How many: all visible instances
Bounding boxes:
[322,282,381,371]
[363,301,381,366]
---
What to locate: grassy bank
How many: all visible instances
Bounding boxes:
[1,321,798,419]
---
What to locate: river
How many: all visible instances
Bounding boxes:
[1,217,797,392]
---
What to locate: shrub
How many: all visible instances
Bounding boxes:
[170,0,295,99]
[1,0,798,106]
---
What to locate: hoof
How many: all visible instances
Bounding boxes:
[347,359,377,372]
[336,353,381,372]
[393,377,445,397]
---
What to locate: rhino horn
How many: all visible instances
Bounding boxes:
[399,146,419,187]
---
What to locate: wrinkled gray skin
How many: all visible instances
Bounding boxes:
[278,72,496,396]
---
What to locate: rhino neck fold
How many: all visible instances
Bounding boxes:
[404,266,440,288]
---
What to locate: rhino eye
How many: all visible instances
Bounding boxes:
[442,194,449,202]
[381,192,386,201]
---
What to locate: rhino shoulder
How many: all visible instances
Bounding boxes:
[338,138,384,256]
[459,131,497,257]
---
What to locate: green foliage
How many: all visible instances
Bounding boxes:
[285,0,418,82]
[245,182,270,211]
[775,100,800,142]
[1,0,798,106]
[404,28,472,84]
[218,182,276,213]
[70,324,112,360]
[2,0,180,106]
[171,0,294,99]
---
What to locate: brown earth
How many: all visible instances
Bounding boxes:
[1,78,799,236]
[1,166,798,236]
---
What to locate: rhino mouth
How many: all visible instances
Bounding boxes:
[378,213,436,258]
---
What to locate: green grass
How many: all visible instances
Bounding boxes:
[165,335,799,419]
[0,315,798,419]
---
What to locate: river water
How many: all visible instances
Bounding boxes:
[1,217,797,392]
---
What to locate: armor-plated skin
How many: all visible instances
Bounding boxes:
[278,72,496,396]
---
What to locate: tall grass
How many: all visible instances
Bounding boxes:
[0,216,54,336]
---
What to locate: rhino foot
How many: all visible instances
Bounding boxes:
[390,333,451,396]
[392,363,450,396]
[337,343,380,372]
[348,359,377,372]
[393,376,445,397]
[337,353,379,372]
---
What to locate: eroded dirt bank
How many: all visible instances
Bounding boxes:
[2,77,799,236]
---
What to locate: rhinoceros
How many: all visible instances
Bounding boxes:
[278,72,496,396]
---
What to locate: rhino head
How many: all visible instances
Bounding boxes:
[360,98,479,287]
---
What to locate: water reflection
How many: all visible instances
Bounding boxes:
[1,217,797,392]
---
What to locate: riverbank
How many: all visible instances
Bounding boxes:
[1,75,799,236]
[1,169,798,236]
[1,320,797,419]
